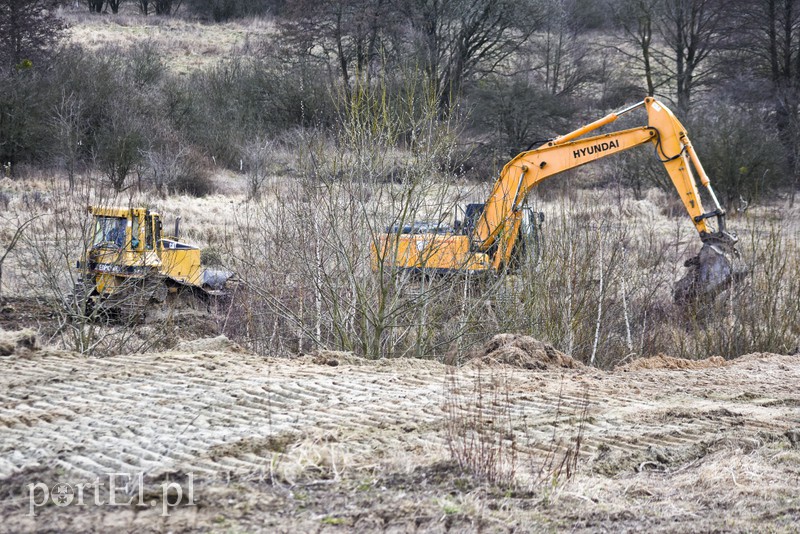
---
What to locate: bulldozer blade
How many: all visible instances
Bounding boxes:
[674,241,747,304]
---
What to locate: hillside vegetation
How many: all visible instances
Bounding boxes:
[0,0,798,365]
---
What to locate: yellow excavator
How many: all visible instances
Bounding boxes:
[374,97,744,302]
[72,206,234,320]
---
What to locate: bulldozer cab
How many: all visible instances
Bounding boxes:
[143,212,162,251]
[88,207,164,253]
[92,215,128,249]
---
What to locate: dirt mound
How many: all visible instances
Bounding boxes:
[468,334,582,370]
[618,354,727,371]
[308,349,367,367]
[174,335,249,354]
[0,328,39,356]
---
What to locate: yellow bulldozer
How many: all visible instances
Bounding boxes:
[71,205,234,320]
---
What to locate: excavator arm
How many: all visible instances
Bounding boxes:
[471,97,741,300]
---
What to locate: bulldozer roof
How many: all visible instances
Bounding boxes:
[88,206,159,218]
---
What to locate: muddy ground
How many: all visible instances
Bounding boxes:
[0,333,798,533]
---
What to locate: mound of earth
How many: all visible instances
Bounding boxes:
[468,333,582,370]
[308,349,366,367]
[618,353,727,371]
[174,334,249,354]
[735,351,793,363]
[0,328,38,356]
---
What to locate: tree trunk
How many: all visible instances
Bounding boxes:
[641,15,655,96]
[334,9,351,102]
[768,0,779,82]
[88,0,105,13]
[674,1,689,114]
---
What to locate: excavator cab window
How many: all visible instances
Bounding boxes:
[463,203,485,236]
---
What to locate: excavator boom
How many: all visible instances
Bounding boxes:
[475,98,721,248]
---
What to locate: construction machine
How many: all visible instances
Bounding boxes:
[72,206,234,320]
[374,97,744,302]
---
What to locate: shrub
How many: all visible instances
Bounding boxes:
[187,0,273,21]
[0,69,50,166]
[170,151,216,197]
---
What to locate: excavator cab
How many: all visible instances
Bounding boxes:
[461,202,544,270]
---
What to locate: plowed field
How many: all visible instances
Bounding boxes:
[1,337,798,532]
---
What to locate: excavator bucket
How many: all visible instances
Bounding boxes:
[674,239,747,304]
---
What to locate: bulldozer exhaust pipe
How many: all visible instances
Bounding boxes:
[174,217,181,240]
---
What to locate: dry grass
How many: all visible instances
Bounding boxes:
[558,438,800,530]
[60,7,276,74]
[2,165,798,363]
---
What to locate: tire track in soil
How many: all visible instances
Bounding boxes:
[0,348,797,483]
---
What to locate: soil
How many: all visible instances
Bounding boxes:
[1,331,799,533]
[0,297,58,333]
[617,353,728,371]
[467,333,583,370]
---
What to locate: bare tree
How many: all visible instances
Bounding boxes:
[400,0,543,113]
[530,0,598,97]
[85,0,126,14]
[280,0,542,113]
[94,108,144,192]
[279,0,397,100]
[137,0,181,14]
[610,0,726,113]
[656,0,726,113]
[141,143,190,195]
[107,0,126,13]
[154,0,182,14]
[51,91,85,191]
[0,212,42,295]
[240,137,275,201]
[87,0,105,13]
[612,0,662,96]
[723,0,800,202]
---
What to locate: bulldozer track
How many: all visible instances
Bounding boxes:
[0,348,797,484]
